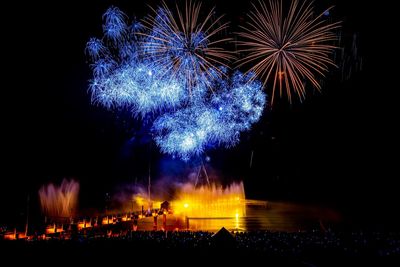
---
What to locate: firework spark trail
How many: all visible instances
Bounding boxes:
[86,6,188,116]
[140,1,234,94]
[102,6,128,44]
[237,0,340,104]
[152,71,266,160]
[86,3,267,160]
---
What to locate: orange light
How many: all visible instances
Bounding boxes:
[171,182,246,218]
[3,232,16,240]
[45,225,56,234]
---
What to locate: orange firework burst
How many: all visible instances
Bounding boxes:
[237,0,340,104]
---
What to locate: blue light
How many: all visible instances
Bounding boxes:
[87,6,267,160]
[85,38,107,60]
[152,72,266,160]
[102,6,127,42]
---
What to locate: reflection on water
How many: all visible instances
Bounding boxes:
[136,201,341,232]
[188,217,244,231]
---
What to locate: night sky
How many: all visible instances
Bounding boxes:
[1,0,395,229]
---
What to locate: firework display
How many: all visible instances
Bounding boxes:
[237,0,340,104]
[86,2,266,160]
[153,71,265,160]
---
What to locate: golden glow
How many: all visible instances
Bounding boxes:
[102,216,116,225]
[77,220,92,230]
[131,194,162,213]
[17,233,27,239]
[77,222,85,230]
[45,228,55,234]
[171,182,246,218]
[121,215,131,222]
[235,211,239,229]
[120,182,250,231]
[45,224,64,234]
[3,232,16,240]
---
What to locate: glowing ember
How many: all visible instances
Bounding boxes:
[39,179,79,218]
[171,182,246,218]
[102,216,116,225]
[121,215,131,222]
[3,230,17,240]
[45,224,64,234]
[77,220,92,230]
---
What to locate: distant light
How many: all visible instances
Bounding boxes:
[184,203,189,208]
[148,70,153,76]
[218,106,223,111]
[205,156,211,162]
[324,10,330,16]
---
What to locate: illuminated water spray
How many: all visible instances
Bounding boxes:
[39,179,79,218]
[172,182,246,218]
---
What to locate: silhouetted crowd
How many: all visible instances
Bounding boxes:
[12,229,400,255]
[2,229,400,265]
[234,230,400,257]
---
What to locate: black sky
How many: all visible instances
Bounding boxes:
[1,0,396,228]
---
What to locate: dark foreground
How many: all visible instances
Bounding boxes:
[1,230,400,266]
